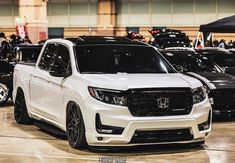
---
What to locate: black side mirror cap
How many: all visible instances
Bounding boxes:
[49,71,71,78]
[49,71,64,77]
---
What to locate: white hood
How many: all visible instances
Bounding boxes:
[81,73,202,90]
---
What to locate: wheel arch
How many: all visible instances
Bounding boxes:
[14,86,31,115]
[65,101,88,131]
[16,86,23,93]
[13,86,24,102]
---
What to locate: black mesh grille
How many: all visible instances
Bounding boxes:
[129,129,193,144]
[128,88,193,117]
[209,89,235,110]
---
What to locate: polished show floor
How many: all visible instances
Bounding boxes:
[0,102,234,163]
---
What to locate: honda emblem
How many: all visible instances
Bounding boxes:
[157,98,169,109]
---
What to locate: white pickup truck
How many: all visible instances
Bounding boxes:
[13,36,212,149]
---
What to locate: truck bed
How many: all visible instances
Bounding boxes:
[18,61,36,67]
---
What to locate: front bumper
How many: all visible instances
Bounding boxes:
[83,97,212,147]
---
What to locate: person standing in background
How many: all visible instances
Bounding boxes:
[218,39,225,48]
[228,40,234,49]
[24,35,32,44]
[212,39,219,47]
[0,41,11,60]
[0,32,7,47]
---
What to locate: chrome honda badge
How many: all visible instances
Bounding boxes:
[157,98,169,109]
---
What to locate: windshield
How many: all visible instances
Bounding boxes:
[165,55,223,73]
[75,45,175,74]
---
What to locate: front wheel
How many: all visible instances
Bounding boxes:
[0,83,9,106]
[66,102,88,149]
[14,89,32,124]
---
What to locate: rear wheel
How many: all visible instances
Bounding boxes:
[14,89,32,124]
[66,102,88,149]
[0,83,9,106]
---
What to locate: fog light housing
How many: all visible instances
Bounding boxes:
[96,114,124,134]
[97,137,103,141]
[198,121,209,131]
[198,111,211,131]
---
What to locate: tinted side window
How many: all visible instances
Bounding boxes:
[38,44,57,70]
[51,44,71,73]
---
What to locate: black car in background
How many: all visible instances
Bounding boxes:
[126,31,144,41]
[149,28,192,49]
[160,49,235,118]
[0,44,42,106]
[0,60,14,105]
[196,47,235,75]
[14,44,42,62]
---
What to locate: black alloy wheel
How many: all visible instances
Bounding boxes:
[66,102,88,149]
[0,83,9,106]
[14,89,32,124]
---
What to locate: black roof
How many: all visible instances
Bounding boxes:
[66,36,147,46]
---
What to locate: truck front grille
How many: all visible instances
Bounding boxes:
[128,88,193,117]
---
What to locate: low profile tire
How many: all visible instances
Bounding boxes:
[0,83,9,106]
[66,102,88,149]
[14,89,32,124]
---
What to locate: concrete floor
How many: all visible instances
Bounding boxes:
[0,102,234,163]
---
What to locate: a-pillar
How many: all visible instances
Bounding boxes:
[19,0,48,43]
[97,0,117,36]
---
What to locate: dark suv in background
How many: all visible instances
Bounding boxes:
[196,47,235,75]
[160,49,235,119]
[0,60,14,105]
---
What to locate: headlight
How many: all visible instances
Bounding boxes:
[192,86,206,104]
[88,86,127,106]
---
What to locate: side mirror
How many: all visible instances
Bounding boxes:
[49,70,65,77]
[49,67,71,77]
[49,63,72,78]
